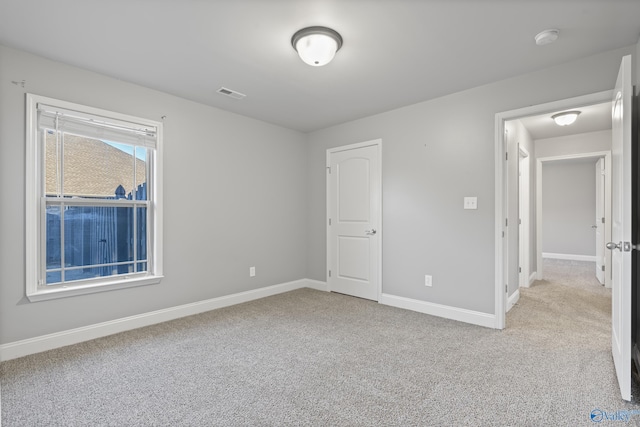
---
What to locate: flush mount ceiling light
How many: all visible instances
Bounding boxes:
[291,26,343,66]
[552,110,581,126]
[535,29,559,46]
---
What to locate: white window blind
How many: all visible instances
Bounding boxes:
[25,93,164,301]
[37,103,157,148]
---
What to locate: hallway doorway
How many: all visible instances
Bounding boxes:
[494,90,613,329]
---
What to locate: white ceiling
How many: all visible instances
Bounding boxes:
[1,1,639,133]
[518,102,613,140]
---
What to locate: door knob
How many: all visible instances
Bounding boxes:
[365,229,377,235]
[591,225,598,229]
[606,241,622,251]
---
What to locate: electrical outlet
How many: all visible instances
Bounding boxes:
[249,266,256,277]
[425,275,432,287]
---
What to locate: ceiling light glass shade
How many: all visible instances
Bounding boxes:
[292,26,343,67]
[535,29,559,46]
[551,110,581,126]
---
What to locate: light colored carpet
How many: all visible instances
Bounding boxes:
[539,258,611,296]
[2,259,640,426]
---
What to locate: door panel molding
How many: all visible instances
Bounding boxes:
[327,139,382,301]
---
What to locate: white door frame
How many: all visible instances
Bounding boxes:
[536,152,611,287]
[503,129,510,310]
[494,90,612,329]
[595,158,606,285]
[519,146,531,288]
[326,139,383,300]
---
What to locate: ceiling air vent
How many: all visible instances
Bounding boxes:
[217,87,246,100]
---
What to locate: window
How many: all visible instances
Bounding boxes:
[26,94,163,301]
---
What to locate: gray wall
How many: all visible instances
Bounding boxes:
[306,46,634,315]
[536,130,612,158]
[536,130,611,261]
[0,45,308,344]
[541,160,597,256]
[1,42,637,344]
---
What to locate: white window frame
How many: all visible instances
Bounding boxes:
[25,94,163,301]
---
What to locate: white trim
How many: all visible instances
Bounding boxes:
[518,146,530,289]
[536,151,611,286]
[326,139,381,154]
[25,94,39,298]
[304,279,329,292]
[26,275,164,302]
[25,93,164,301]
[494,115,506,329]
[379,293,496,329]
[0,279,326,361]
[326,139,383,301]
[506,289,520,312]
[495,90,612,329]
[528,271,537,286]
[542,253,597,262]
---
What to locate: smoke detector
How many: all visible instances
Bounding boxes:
[534,29,559,46]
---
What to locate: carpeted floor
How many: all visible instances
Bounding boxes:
[2,259,640,426]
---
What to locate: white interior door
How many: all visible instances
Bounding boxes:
[595,158,605,284]
[505,132,519,303]
[327,141,381,301]
[519,146,530,288]
[503,130,510,308]
[609,55,632,402]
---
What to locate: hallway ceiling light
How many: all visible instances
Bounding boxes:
[291,26,343,67]
[535,29,559,46]
[551,110,581,126]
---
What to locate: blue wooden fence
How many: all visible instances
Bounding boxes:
[46,183,147,283]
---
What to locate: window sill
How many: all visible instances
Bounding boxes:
[26,275,164,302]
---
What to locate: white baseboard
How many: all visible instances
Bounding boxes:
[506,289,520,312]
[378,293,496,329]
[0,278,327,362]
[304,279,329,292]
[542,253,596,262]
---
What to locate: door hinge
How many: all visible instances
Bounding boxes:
[505,152,508,161]
[519,218,522,225]
[519,267,522,273]
[502,231,505,238]
[328,270,332,277]
[326,166,331,174]
[601,217,605,224]
[601,265,605,272]
[329,218,332,226]
[505,218,508,227]
[505,284,508,293]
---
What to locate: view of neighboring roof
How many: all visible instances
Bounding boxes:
[45,133,147,198]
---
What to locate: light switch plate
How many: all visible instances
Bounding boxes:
[425,275,432,287]
[464,197,478,210]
